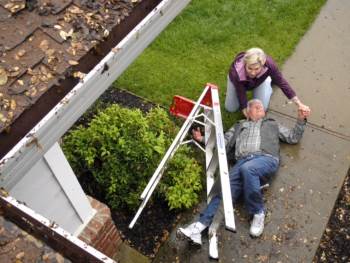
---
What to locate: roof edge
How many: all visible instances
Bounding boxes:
[0,192,115,262]
[0,0,192,186]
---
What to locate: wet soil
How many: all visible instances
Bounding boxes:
[111,199,179,258]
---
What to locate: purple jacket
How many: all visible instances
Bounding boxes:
[228,52,296,109]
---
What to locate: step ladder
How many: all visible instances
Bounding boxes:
[129,84,235,259]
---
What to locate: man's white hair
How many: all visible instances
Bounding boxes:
[247,99,263,111]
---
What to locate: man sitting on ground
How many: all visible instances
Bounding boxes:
[178,99,310,244]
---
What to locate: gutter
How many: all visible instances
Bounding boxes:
[0,0,192,188]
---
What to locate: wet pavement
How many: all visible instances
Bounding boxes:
[154,0,350,262]
[269,0,350,140]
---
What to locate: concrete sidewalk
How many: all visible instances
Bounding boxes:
[154,0,350,262]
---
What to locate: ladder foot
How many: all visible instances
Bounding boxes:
[209,232,219,260]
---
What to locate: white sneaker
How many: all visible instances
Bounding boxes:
[249,212,265,237]
[209,232,218,259]
[177,222,206,245]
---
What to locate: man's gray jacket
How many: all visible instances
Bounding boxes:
[224,117,307,161]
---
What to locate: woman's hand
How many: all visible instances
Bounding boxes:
[297,108,310,120]
[298,103,311,114]
[292,96,311,114]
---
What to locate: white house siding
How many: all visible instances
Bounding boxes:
[7,143,94,234]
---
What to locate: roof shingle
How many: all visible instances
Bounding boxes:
[0,0,138,133]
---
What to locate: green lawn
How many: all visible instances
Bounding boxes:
[115,0,325,128]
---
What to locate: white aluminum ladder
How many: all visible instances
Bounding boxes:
[129,84,235,259]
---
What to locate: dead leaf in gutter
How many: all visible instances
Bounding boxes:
[59,30,68,40]
[103,29,109,38]
[0,67,8,86]
[73,71,85,79]
[10,100,16,110]
[0,113,7,123]
[67,28,73,36]
[69,6,83,14]
[25,87,37,98]
[17,79,24,86]
[59,29,74,41]
[68,60,79,65]
[112,47,121,53]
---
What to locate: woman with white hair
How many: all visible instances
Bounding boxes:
[225,47,310,117]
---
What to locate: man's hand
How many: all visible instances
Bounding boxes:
[297,108,310,120]
[298,103,311,115]
[292,96,311,115]
[192,127,203,142]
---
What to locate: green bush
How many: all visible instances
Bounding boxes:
[63,105,203,210]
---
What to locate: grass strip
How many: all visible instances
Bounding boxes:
[115,0,326,128]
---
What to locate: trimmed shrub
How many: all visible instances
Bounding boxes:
[63,105,203,210]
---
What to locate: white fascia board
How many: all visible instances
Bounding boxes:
[0,0,191,187]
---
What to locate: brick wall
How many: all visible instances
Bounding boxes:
[78,196,122,257]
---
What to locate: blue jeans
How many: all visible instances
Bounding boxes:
[199,154,279,226]
[225,75,273,112]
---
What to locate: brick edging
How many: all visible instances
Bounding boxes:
[78,196,122,257]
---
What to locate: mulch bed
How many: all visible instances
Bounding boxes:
[111,199,179,258]
[72,87,350,261]
[73,86,182,257]
[313,170,350,262]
